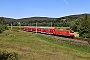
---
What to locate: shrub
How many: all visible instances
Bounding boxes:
[0,24,8,33]
[0,17,8,33]
[0,24,3,33]
[0,51,18,60]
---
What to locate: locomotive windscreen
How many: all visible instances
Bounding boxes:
[70,30,74,33]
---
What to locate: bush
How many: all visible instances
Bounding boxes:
[0,51,18,60]
[0,17,8,33]
[0,24,3,33]
[81,33,90,38]
[0,24,8,33]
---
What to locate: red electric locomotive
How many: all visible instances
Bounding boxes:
[54,29,74,38]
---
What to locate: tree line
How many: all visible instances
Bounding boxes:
[70,14,90,38]
[5,19,71,27]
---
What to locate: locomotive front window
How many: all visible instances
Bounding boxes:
[70,30,74,33]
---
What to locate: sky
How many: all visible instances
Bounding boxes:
[0,0,90,19]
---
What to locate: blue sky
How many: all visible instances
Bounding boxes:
[0,0,90,19]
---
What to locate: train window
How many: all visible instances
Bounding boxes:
[70,30,74,33]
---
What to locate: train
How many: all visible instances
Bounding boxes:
[23,26,75,38]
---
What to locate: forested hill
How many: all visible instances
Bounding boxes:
[4,17,57,22]
[3,14,90,22]
[4,18,17,22]
[2,13,90,26]
[17,17,57,22]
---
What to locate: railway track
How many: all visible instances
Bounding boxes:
[20,30,90,44]
[42,34,90,44]
[74,37,90,44]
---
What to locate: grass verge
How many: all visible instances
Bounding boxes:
[0,30,90,60]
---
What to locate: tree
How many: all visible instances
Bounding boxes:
[0,17,7,33]
[70,18,82,31]
[79,14,90,38]
[0,17,5,24]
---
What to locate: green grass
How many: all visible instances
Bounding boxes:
[8,26,24,30]
[0,30,90,60]
[37,34,90,53]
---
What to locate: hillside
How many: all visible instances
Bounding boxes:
[17,17,57,22]
[3,13,90,22]
[4,17,17,22]
[0,30,90,60]
[60,14,90,19]
[2,13,90,26]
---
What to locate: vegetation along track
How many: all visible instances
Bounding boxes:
[43,34,89,44]
[20,30,90,44]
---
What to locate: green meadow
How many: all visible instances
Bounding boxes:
[0,30,90,60]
